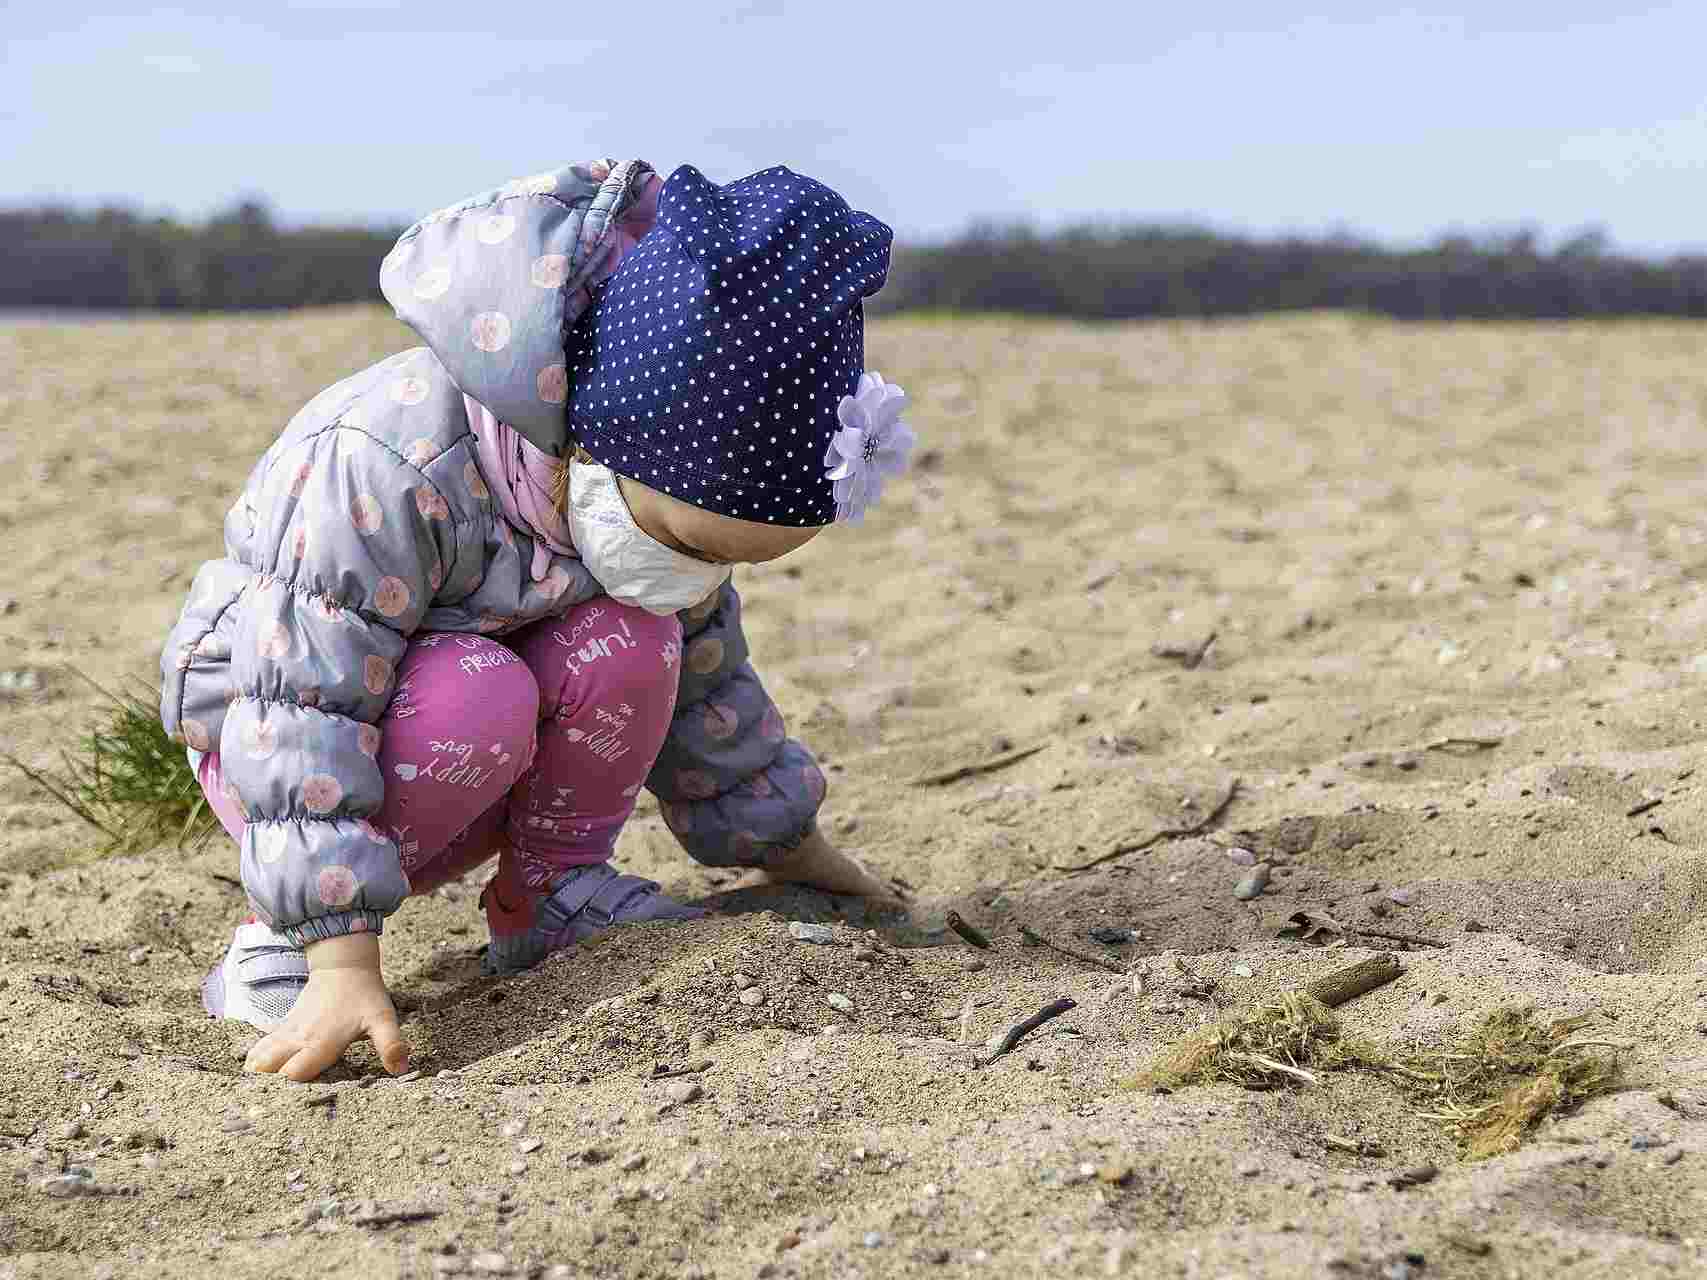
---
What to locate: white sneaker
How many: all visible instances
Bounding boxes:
[200,921,307,1030]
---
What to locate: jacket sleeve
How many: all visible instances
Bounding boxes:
[646,581,827,867]
[220,426,456,946]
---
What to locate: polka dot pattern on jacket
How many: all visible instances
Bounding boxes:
[566,164,893,527]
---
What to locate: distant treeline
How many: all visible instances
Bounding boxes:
[9,201,1707,320]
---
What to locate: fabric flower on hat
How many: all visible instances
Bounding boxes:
[824,372,916,523]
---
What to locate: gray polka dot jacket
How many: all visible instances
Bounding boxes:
[158,158,827,947]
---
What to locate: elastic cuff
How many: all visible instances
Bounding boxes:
[282,910,386,947]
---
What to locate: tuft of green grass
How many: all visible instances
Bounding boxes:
[4,670,216,854]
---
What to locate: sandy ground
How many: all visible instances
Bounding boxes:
[3,307,1706,1279]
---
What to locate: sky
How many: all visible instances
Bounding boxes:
[8,2,1707,253]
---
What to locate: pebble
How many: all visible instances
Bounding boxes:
[620,1153,647,1172]
[963,957,987,972]
[862,1232,885,1249]
[499,1119,527,1139]
[469,1252,511,1275]
[126,947,150,966]
[60,1120,85,1140]
[732,973,755,991]
[1630,1134,1667,1151]
[518,1137,543,1154]
[1232,964,1254,978]
[0,669,42,695]
[738,987,766,1007]
[665,1081,703,1105]
[1225,846,1258,866]
[1236,1161,1262,1178]
[826,993,855,1013]
[508,1160,528,1176]
[788,922,836,945]
[1663,1149,1685,1166]
[1388,888,1417,907]
[39,1168,95,1198]
[1232,864,1271,900]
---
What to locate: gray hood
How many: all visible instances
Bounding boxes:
[381,157,657,457]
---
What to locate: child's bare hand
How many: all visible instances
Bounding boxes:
[243,933,409,1082]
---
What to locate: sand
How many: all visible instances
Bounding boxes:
[2,307,1705,1279]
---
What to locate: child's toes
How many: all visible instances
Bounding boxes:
[244,1031,304,1074]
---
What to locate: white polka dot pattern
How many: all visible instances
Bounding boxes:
[566,164,893,527]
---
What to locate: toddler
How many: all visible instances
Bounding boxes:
[159,158,916,1082]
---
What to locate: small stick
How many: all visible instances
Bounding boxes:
[1016,924,1127,975]
[913,743,1048,787]
[303,1092,338,1108]
[1302,954,1402,1009]
[1349,928,1448,950]
[1066,776,1241,873]
[1423,736,1503,753]
[209,872,243,890]
[1184,631,1218,670]
[352,1207,443,1228]
[1626,798,1662,818]
[647,1060,713,1081]
[981,998,1076,1063]
[945,911,991,950]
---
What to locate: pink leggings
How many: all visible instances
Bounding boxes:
[199,598,683,901]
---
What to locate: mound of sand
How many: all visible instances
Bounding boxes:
[2,309,1705,1278]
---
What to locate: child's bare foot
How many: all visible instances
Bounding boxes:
[749,827,906,907]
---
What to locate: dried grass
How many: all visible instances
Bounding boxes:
[1132,992,1373,1090]
[1133,1000,1621,1160]
[3,671,214,855]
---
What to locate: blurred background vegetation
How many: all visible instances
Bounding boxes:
[9,199,1707,320]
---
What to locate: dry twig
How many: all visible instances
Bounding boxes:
[1064,776,1241,873]
[913,743,1049,787]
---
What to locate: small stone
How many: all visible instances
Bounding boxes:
[1225,846,1257,866]
[1236,1161,1261,1178]
[1392,753,1420,771]
[469,1252,511,1275]
[60,1120,85,1140]
[921,1182,942,1197]
[508,1160,528,1175]
[924,1247,951,1265]
[284,1167,304,1185]
[826,993,854,1013]
[518,1137,543,1154]
[126,947,150,965]
[499,1119,526,1139]
[732,973,755,990]
[620,1153,647,1172]
[1662,1149,1684,1166]
[1088,926,1135,945]
[963,957,987,972]
[789,922,836,945]
[1232,964,1254,978]
[1630,1134,1667,1151]
[1388,888,1417,907]
[665,1081,703,1105]
[738,987,766,1007]
[1232,864,1270,900]
[862,1232,885,1248]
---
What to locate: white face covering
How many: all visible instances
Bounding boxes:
[565,460,732,616]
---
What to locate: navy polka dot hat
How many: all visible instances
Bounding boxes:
[565,164,894,526]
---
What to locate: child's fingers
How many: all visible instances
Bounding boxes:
[367,1010,411,1075]
[244,1032,304,1075]
[279,1032,351,1083]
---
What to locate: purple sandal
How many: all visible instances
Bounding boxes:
[482,862,705,975]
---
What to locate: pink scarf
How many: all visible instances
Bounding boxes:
[465,394,576,582]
